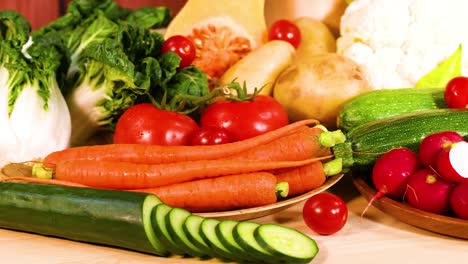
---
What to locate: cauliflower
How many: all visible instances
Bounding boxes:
[337,0,468,89]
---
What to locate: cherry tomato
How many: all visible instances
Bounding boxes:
[161,35,196,68]
[444,76,468,108]
[190,126,231,145]
[113,103,199,146]
[268,19,301,48]
[200,95,289,141]
[303,192,348,235]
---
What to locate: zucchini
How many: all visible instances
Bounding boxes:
[0,182,168,256]
[337,88,446,132]
[334,109,468,168]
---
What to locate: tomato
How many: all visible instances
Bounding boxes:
[161,35,196,68]
[268,19,302,48]
[302,192,348,235]
[200,95,289,141]
[190,126,231,145]
[444,76,468,108]
[113,103,199,146]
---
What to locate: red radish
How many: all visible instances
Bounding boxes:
[362,148,420,217]
[405,168,455,215]
[450,181,468,219]
[418,131,464,168]
[436,141,468,183]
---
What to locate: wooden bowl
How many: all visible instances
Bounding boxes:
[197,173,344,221]
[352,173,468,240]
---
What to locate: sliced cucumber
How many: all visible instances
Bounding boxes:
[183,215,216,258]
[216,220,251,262]
[151,203,185,256]
[200,218,238,262]
[141,195,170,256]
[255,224,319,263]
[233,221,277,263]
[166,207,206,258]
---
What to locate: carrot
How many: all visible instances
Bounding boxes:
[130,172,284,212]
[275,162,327,197]
[227,125,331,162]
[46,156,332,190]
[41,119,319,168]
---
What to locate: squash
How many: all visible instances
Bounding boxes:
[334,109,468,169]
[164,0,268,82]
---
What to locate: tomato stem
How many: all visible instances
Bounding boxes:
[222,80,263,101]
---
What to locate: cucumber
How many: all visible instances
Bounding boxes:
[334,108,468,168]
[255,224,319,264]
[216,220,251,262]
[233,221,277,263]
[183,215,215,258]
[337,88,446,132]
[0,182,168,256]
[199,218,238,261]
[151,203,185,256]
[165,207,206,258]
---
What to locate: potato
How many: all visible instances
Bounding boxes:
[272,53,372,129]
[294,17,336,60]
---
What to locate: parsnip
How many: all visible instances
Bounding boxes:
[218,40,295,95]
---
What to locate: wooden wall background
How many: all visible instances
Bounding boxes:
[0,0,186,30]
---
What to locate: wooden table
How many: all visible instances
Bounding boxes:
[1,175,466,264]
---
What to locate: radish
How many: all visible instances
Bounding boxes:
[405,168,455,215]
[418,131,464,168]
[362,148,420,217]
[450,181,468,220]
[436,141,468,183]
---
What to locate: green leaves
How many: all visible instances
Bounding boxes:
[415,44,463,88]
[125,7,172,29]
[0,10,31,48]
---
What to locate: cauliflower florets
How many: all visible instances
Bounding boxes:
[338,0,468,89]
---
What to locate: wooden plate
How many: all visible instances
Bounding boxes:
[352,173,468,240]
[197,173,344,221]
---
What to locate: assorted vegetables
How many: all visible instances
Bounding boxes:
[4,0,468,262]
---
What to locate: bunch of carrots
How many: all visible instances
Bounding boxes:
[24,119,344,213]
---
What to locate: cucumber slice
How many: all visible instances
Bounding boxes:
[141,195,170,256]
[166,207,206,258]
[0,182,168,256]
[255,224,319,263]
[200,218,239,262]
[151,203,185,256]
[216,220,252,262]
[183,215,215,258]
[233,221,277,263]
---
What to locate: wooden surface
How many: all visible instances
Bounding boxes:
[1,175,467,264]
